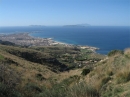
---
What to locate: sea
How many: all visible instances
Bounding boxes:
[0,26,130,55]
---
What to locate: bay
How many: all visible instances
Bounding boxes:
[0,26,130,54]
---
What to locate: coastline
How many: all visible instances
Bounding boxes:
[29,32,100,52]
[0,32,99,52]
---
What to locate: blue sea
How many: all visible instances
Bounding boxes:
[0,26,130,54]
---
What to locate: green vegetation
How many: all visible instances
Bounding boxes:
[81,68,90,76]
[36,73,46,81]
[108,50,123,56]
[0,54,4,60]
[0,63,22,97]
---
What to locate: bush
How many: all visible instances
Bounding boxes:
[36,73,46,81]
[81,68,90,76]
[0,54,4,60]
[0,81,22,97]
[35,83,67,97]
[101,76,111,85]
[23,83,42,97]
[25,83,42,93]
[108,50,123,56]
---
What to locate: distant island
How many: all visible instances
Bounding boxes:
[63,24,91,27]
[29,25,46,27]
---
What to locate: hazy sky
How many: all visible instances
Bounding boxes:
[0,0,130,26]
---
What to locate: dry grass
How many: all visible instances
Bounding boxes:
[0,44,130,97]
[124,48,130,54]
[0,46,56,89]
[56,69,82,82]
[83,49,130,97]
[115,64,130,84]
[124,48,130,58]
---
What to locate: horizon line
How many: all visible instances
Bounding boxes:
[0,25,130,27]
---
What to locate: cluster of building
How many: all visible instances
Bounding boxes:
[0,33,71,47]
[0,33,99,52]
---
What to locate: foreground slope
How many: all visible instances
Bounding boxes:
[83,49,130,97]
[0,44,129,97]
[31,49,130,97]
[0,44,104,97]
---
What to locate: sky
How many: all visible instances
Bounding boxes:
[0,0,130,26]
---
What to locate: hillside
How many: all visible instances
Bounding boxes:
[0,44,129,97]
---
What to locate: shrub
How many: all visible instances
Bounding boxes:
[101,86,123,97]
[0,54,4,60]
[23,83,42,97]
[81,68,90,76]
[101,76,111,85]
[0,82,23,97]
[25,83,42,93]
[35,83,67,97]
[36,73,46,81]
[107,70,113,76]
[108,50,123,56]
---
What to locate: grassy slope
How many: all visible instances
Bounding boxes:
[0,44,104,86]
[0,44,129,97]
[0,45,57,88]
[83,49,130,97]
[46,49,130,97]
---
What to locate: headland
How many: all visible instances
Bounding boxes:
[0,33,99,52]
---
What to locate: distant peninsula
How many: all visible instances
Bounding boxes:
[0,33,99,52]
